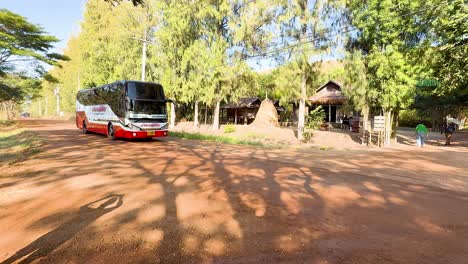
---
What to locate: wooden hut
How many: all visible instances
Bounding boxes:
[308,80,347,123]
[220,97,284,124]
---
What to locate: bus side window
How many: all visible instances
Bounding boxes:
[83,91,91,105]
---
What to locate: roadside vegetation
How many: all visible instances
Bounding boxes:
[0,122,42,167]
[170,131,267,147]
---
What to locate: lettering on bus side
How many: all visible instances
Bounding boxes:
[92,105,107,112]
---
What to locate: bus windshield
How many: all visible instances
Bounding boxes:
[131,100,166,115]
[126,82,165,100]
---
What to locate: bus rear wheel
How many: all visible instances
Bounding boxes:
[82,121,89,134]
[108,124,117,140]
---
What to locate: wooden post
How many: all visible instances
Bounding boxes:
[377,131,380,147]
[328,103,331,123]
[234,109,237,124]
[212,100,220,130]
[170,102,176,129]
[194,100,199,127]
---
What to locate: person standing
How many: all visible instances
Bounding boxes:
[415,123,428,147]
[444,122,456,145]
[342,115,349,130]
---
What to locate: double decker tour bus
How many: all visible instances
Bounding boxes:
[76,80,169,139]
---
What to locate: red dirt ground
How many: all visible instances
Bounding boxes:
[1,119,467,264]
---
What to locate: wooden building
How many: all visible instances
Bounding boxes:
[220,97,284,124]
[308,80,347,123]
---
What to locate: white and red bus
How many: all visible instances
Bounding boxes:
[76,80,169,139]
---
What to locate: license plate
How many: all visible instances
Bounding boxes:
[147,131,155,136]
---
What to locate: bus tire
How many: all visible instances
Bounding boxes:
[82,121,89,134]
[108,123,117,140]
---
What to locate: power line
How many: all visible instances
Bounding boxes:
[154,0,206,29]
[264,0,452,50]
[130,0,452,73]
[203,1,453,71]
[255,28,355,58]
[143,0,255,33]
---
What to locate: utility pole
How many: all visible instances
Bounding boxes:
[54,87,60,116]
[77,76,81,91]
[141,21,147,81]
[45,97,48,116]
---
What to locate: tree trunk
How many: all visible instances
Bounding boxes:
[212,100,220,131]
[5,101,17,121]
[361,106,369,146]
[384,110,392,146]
[194,100,199,128]
[234,109,237,124]
[170,102,176,129]
[204,106,208,125]
[297,73,307,141]
[393,110,399,143]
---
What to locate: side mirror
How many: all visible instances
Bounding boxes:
[126,99,133,111]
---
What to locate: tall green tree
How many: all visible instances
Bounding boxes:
[424,0,467,107]
[343,50,371,145]
[79,0,143,87]
[39,0,154,116]
[0,9,66,119]
[201,0,279,130]
[345,0,421,145]
[0,9,66,76]
[150,0,213,128]
[275,0,334,140]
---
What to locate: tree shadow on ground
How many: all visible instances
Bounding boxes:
[1,120,468,263]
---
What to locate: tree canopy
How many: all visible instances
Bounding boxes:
[0,8,67,120]
[0,9,67,76]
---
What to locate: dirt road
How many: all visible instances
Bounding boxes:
[1,120,468,263]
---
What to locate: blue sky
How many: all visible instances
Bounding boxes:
[0,0,85,52]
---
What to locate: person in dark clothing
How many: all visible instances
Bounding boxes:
[342,115,349,130]
[444,122,456,145]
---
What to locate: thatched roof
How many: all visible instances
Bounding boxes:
[308,80,346,104]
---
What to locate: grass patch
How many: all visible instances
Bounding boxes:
[170,131,266,147]
[243,132,267,140]
[0,120,12,126]
[0,126,42,167]
[319,145,333,151]
[0,120,17,129]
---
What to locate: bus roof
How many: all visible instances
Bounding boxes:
[77,80,162,93]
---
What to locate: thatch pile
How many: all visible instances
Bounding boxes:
[251,99,279,127]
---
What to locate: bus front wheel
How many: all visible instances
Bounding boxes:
[82,121,89,134]
[108,124,117,140]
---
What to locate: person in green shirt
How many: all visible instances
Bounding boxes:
[415,123,428,147]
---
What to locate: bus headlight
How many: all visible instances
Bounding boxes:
[160,124,168,130]
[128,123,137,130]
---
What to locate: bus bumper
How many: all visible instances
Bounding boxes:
[115,127,168,139]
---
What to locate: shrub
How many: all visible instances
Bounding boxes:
[398,109,432,128]
[303,130,313,142]
[223,124,236,133]
[306,106,326,129]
